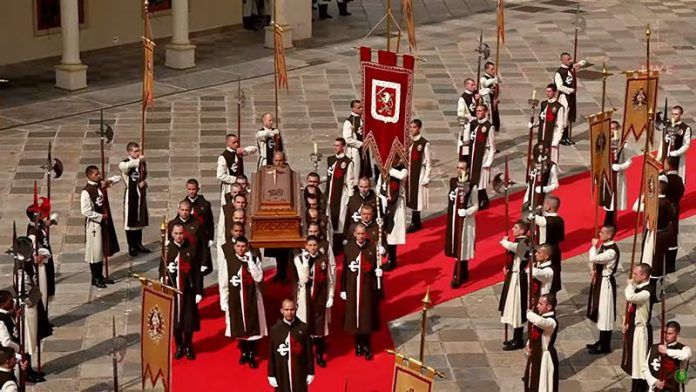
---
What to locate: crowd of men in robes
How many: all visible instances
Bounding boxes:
[1,46,693,391]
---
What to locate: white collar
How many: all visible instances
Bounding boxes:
[188,195,199,202]
[538,261,552,268]
[464,89,474,95]
[0,309,9,314]
[544,212,558,217]
[547,97,557,103]
[412,134,422,141]
[602,240,615,246]
[0,367,11,374]
[335,153,345,158]
[665,170,679,175]
[361,220,373,226]
[350,112,361,117]
[283,318,294,326]
[485,72,494,78]
[174,241,183,248]
[636,280,650,289]
[179,216,189,223]
[674,120,683,125]
[128,156,138,161]
[87,180,98,185]
[541,311,555,317]
[659,194,666,199]
[356,240,367,247]
[226,147,236,153]
[561,64,570,69]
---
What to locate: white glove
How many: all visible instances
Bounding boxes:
[669,150,680,157]
[535,186,542,194]
[490,77,499,84]
[49,212,59,222]
[578,59,588,67]
[528,122,533,129]
[195,295,202,304]
[340,291,347,301]
[326,297,334,309]
[527,213,535,221]
[457,208,467,217]
[568,88,575,94]
[208,240,214,248]
[268,377,278,388]
[342,239,348,245]
[665,135,671,143]
[220,302,228,312]
[307,375,315,385]
[272,129,280,135]
[167,262,176,274]
[375,268,383,278]
[612,164,620,171]
[378,245,386,256]
[200,266,208,273]
[420,179,429,186]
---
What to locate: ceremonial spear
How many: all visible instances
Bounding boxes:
[235,78,246,174]
[567,4,586,143]
[8,222,30,392]
[96,110,115,280]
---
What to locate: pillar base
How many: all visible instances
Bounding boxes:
[54,63,88,91]
[165,43,196,70]
[264,25,294,49]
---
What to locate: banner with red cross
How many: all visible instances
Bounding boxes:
[360,47,415,175]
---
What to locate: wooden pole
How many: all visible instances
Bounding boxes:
[273,0,279,126]
[141,0,149,154]
[503,156,510,343]
[100,111,111,280]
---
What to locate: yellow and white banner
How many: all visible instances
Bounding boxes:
[141,282,174,391]
[621,70,659,145]
[588,110,613,198]
[390,353,436,392]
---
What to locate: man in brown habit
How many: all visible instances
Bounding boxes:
[160,224,202,360]
[268,298,315,391]
[184,178,215,275]
[341,224,382,360]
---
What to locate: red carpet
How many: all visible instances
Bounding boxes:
[173,148,696,391]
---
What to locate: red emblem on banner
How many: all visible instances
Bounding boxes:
[360,47,415,174]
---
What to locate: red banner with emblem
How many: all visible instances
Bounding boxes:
[361,47,415,174]
[141,282,174,391]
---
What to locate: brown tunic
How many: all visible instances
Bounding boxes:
[342,239,380,334]
[222,244,264,338]
[267,318,315,392]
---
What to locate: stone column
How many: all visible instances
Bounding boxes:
[264,0,293,49]
[54,0,87,90]
[166,0,196,69]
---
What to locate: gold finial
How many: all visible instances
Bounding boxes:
[602,62,608,78]
[422,286,431,306]
[160,215,167,231]
[646,24,651,38]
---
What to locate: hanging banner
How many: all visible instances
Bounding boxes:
[621,70,659,145]
[360,47,415,174]
[588,111,613,201]
[142,8,155,111]
[141,282,174,391]
[390,353,436,392]
[274,24,289,90]
[497,0,505,43]
[402,0,417,51]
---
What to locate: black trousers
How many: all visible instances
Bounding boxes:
[631,378,647,392]
[174,327,193,349]
[666,248,678,274]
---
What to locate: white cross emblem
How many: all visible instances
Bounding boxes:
[448,190,457,201]
[230,275,242,287]
[348,259,360,273]
[95,193,104,207]
[230,162,238,173]
[351,210,361,222]
[650,357,661,372]
[277,342,289,357]
[327,165,334,176]
[565,74,573,85]
[130,171,140,182]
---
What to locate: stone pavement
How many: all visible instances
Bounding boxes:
[0,0,694,390]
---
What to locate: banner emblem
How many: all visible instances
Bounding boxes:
[147,305,165,343]
[372,80,401,123]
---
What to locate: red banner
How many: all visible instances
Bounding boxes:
[360,47,415,174]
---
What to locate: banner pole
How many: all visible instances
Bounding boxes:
[386,0,392,52]
[418,287,431,362]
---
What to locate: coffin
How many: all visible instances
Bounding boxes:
[249,164,305,248]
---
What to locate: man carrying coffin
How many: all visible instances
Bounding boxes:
[341,224,382,361]
[267,298,315,392]
[184,178,215,275]
[499,220,530,351]
[406,119,432,233]
[325,138,354,252]
[219,236,267,368]
[293,236,336,367]
[444,160,478,288]
[160,224,203,360]
[586,225,619,355]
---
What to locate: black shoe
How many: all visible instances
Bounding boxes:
[174,346,185,359]
[364,347,373,360]
[248,356,257,368]
[137,244,152,253]
[406,224,421,234]
[502,339,514,346]
[382,261,396,271]
[316,354,327,368]
[355,345,363,357]
[503,340,524,351]
[93,279,107,289]
[588,346,609,355]
[128,246,139,257]
[103,277,115,285]
[585,341,600,350]
[185,347,196,360]
[318,4,332,19]
[25,371,46,383]
[559,137,572,146]
[450,279,461,289]
[239,352,248,365]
